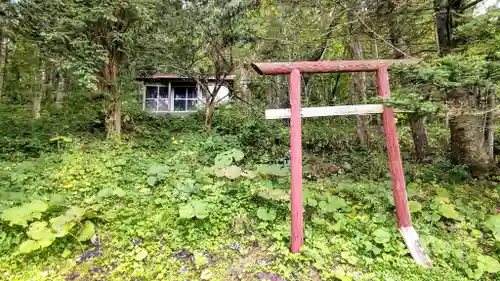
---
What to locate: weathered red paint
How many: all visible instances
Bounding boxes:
[289,69,303,253]
[252,60,416,257]
[251,59,418,75]
[376,66,412,228]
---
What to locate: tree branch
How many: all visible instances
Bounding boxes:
[460,0,484,12]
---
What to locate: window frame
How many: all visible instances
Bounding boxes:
[143,83,170,113]
[172,85,199,112]
[143,82,202,113]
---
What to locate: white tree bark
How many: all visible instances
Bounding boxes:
[239,64,250,101]
[55,74,65,109]
[0,33,8,101]
[348,3,369,146]
[485,87,496,159]
[33,68,45,119]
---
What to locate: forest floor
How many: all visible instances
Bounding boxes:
[0,108,498,281]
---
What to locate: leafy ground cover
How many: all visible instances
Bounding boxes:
[0,107,498,281]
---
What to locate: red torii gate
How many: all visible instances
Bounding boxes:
[251,60,432,268]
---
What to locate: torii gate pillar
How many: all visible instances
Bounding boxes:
[252,60,432,268]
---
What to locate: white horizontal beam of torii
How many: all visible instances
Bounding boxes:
[265,104,411,119]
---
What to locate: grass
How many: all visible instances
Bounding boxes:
[0,104,498,281]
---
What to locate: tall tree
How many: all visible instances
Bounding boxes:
[0,0,12,101]
[347,1,369,146]
[457,6,500,162]
[0,28,8,101]
[432,0,497,175]
[157,0,260,128]
[385,0,432,162]
[17,0,160,135]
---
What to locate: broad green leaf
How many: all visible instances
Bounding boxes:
[1,200,49,227]
[263,181,275,189]
[214,168,226,178]
[62,249,71,258]
[27,221,56,247]
[485,214,499,236]
[328,196,347,211]
[148,164,170,175]
[372,246,382,255]
[471,229,482,238]
[373,228,391,244]
[135,248,148,261]
[214,153,233,168]
[431,213,441,222]
[436,187,450,198]
[1,207,29,227]
[243,170,257,179]
[434,188,450,204]
[200,269,213,280]
[146,176,157,187]
[477,255,500,273]
[192,200,211,219]
[307,198,318,207]
[194,251,209,268]
[256,207,276,221]
[434,195,450,204]
[22,200,49,214]
[257,189,289,202]
[409,201,422,213]
[113,188,126,197]
[97,188,115,198]
[50,215,74,237]
[49,194,66,206]
[256,164,288,177]
[406,183,418,198]
[318,197,347,213]
[19,239,40,254]
[231,149,244,162]
[214,149,244,168]
[223,166,242,179]
[340,252,358,265]
[179,204,195,219]
[66,206,86,220]
[49,136,73,143]
[77,221,95,241]
[438,204,462,220]
[312,216,326,225]
[318,201,328,213]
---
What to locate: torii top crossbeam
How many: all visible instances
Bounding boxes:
[251,59,419,75]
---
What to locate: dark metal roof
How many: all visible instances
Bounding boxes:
[136,74,236,82]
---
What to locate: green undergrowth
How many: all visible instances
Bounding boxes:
[0,105,498,280]
[0,133,498,281]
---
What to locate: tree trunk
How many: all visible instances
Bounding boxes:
[32,95,41,119]
[371,38,384,133]
[387,0,431,162]
[205,98,216,129]
[202,81,220,130]
[55,73,65,109]
[239,64,250,101]
[409,114,431,163]
[485,87,496,159]
[105,53,121,137]
[447,89,493,176]
[434,0,452,56]
[407,114,430,162]
[33,68,45,119]
[432,0,494,175]
[44,64,54,100]
[0,30,8,101]
[348,3,369,146]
